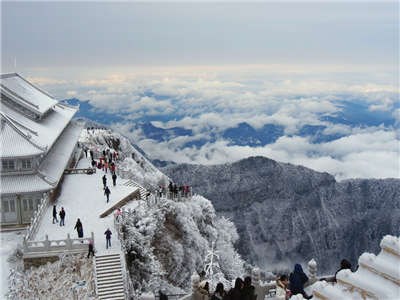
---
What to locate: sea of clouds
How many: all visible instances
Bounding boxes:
[30,66,399,180]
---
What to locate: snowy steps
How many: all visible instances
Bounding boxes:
[95,253,125,300]
[314,235,400,300]
[124,180,148,200]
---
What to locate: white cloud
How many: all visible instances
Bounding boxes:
[33,67,399,180]
[129,128,399,180]
[322,124,352,135]
[66,90,77,96]
[29,77,67,86]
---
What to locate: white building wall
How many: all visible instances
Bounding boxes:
[1,192,43,225]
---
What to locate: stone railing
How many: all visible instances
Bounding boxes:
[23,232,94,257]
[64,167,96,175]
[99,189,140,218]
[162,191,193,201]
[71,144,83,168]
[24,192,50,242]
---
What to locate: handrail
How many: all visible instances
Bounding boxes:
[23,232,94,256]
[24,192,50,242]
[64,168,96,175]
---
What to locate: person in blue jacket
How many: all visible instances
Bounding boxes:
[289,264,312,299]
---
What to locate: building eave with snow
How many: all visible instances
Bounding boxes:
[306,235,400,300]
[0,73,83,226]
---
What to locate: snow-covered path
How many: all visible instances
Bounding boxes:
[34,157,138,255]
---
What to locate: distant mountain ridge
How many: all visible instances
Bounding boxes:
[63,97,397,152]
[163,156,400,273]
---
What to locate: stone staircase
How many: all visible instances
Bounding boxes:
[95,253,126,300]
[124,180,148,200]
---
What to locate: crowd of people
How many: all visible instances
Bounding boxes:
[87,147,119,175]
[193,276,262,300]
[189,259,353,300]
[156,181,192,199]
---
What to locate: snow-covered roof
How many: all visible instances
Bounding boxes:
[1,121,83,195]
[0,102,78,158]
[38,121,84,184]
[313,235,400,300]
[0,113,43,158]
[0,73,57,116]
[0,174,52,195]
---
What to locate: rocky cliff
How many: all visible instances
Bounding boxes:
[163,156,400,273]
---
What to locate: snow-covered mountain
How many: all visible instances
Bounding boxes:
[79,128,245,294]
[119,195,244,294]
[163,156,400,274]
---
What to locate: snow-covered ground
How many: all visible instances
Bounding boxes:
[0,230,24,298]
[34,157,138,254]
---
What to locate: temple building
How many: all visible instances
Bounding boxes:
[0,73,82,226]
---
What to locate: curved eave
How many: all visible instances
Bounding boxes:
[0,174,53,195]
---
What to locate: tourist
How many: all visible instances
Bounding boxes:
[52,205,58,224]
[276,274,290,300]
[110,162,116,174]
[241,276,256,300]
[211,282,226,300]
[112,173,117,186]
[114,208,122,221]
[289,264,312,299]
[59,207,66,226]
[168,181,173,198]
[74,218,83,238]
[102,175,107,188]
[199,270,206,281]
[334,259,352,282]
[87,240,95,258]
[184,185,190,197]
[158,186,163,198]
[252,267,269,300]
[84,148,88,158]
[104,186,111,203]
[104,228,112,249]
[195,281,210,300]
[91,159,96,168]
[227,278,243,300]
[159,291,168,300]
[90,149,94,159]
